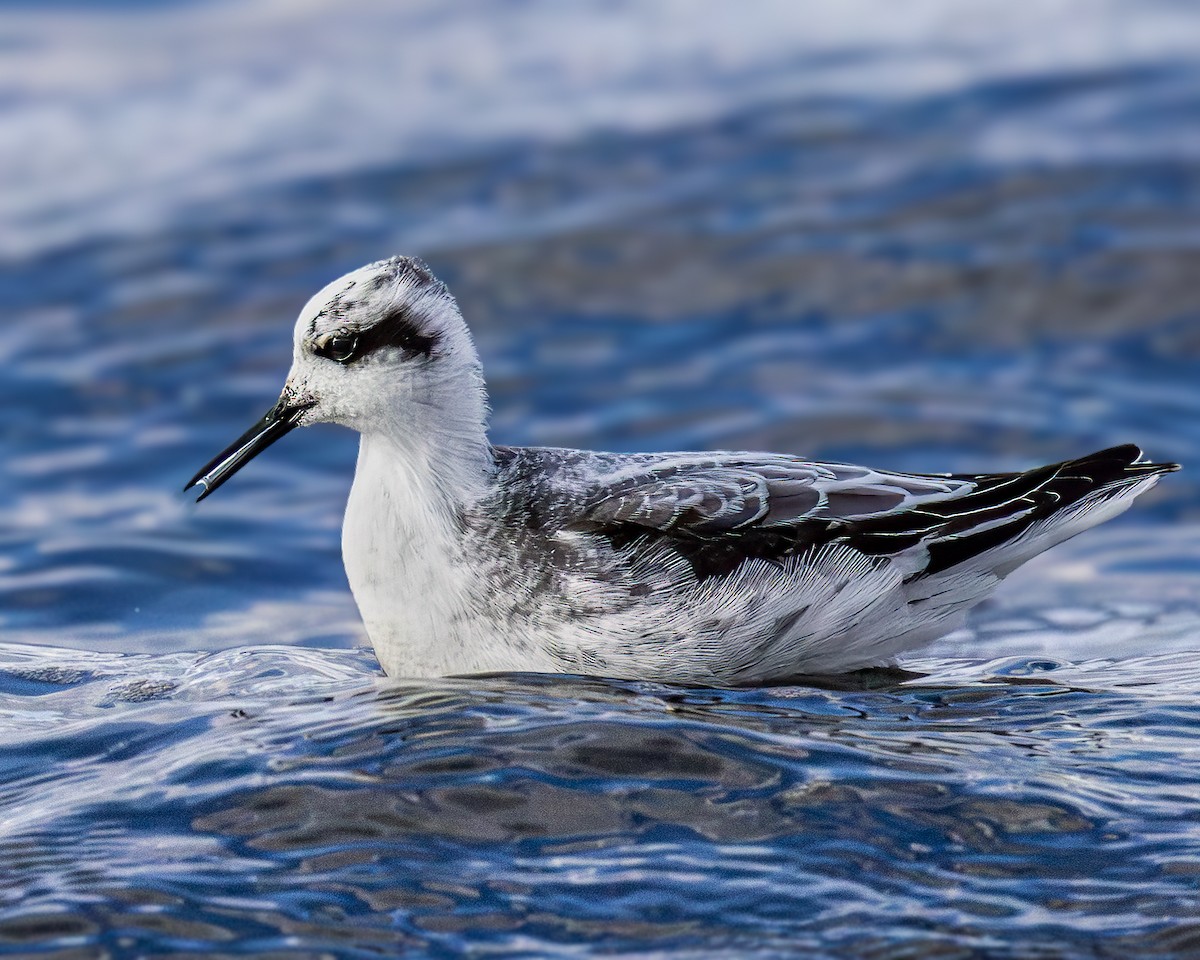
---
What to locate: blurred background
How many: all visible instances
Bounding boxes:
[7,4,1200,955]
[2,0,1198,660]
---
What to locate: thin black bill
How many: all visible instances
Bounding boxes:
[184,397,312,502]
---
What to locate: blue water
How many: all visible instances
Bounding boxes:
[3,1,1200,955]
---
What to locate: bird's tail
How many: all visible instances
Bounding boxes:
[972,444,1179,577]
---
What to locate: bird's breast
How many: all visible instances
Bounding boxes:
[341,439,564,676]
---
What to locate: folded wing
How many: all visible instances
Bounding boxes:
[576,444,1176,580]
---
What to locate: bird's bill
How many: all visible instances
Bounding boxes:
[184,396,311,501]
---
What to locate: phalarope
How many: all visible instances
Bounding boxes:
[187,256,1178,682]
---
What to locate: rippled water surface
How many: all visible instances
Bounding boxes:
[3,0,1200,955]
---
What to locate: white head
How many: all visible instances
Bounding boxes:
[186,256,490,500]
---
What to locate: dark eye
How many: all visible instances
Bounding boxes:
[319,332,359,363]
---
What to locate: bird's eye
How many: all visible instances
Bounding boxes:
[322,333,359,363]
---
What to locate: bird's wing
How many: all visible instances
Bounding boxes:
[579,452,971,534]
[567,445,1173,578]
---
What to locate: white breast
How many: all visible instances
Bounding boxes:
[342,434,560,677]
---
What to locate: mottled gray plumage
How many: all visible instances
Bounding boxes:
[188,256,1179,683]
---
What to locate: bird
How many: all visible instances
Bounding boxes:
[186,255,1179,684]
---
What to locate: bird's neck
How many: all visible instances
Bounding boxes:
[363,365,494,507]
[356,428,492,515]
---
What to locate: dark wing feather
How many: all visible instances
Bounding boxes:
[918,443,1177,573]
[586,466,774,532]
[574,453,964,578]
[582,455,968,534]
[574,445,1177,580]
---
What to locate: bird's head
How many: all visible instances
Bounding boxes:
[186,256,488,500]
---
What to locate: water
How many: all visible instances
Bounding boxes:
[3,0,1200,955]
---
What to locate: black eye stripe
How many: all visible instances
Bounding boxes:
[358,306,438,360]
[311,308,439,365]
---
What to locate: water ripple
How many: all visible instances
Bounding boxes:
[2,649,1200,955]
[3,0,1200,954]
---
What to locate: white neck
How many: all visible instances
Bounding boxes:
[365,358,493,502]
